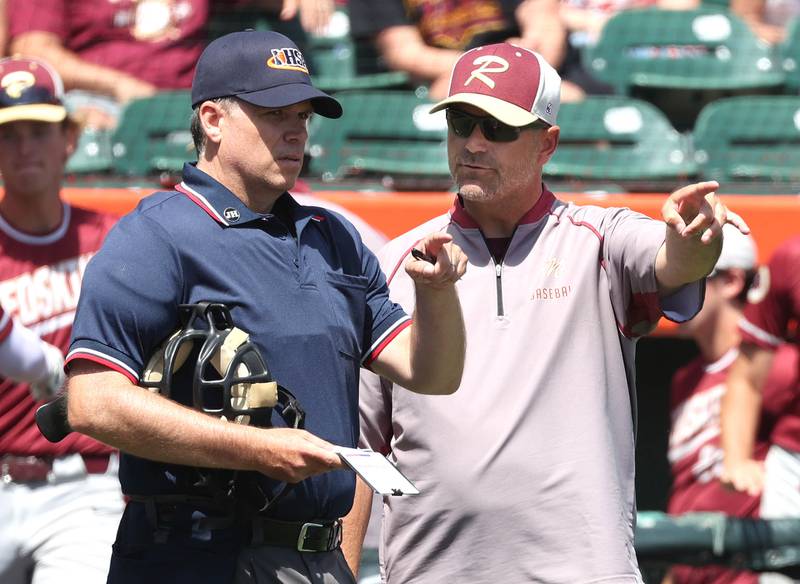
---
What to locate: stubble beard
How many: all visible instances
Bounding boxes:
[458,182,495,202]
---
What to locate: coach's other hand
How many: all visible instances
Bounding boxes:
[406,232,467,289]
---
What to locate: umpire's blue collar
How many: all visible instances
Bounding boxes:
[175,162,314,232]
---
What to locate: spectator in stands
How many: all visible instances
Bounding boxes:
[731,0,800,45]
[0,55,121,584]
[347,0,591,102]
[8,0,334,128]
[664,225,799,584]
[721,234,800,584]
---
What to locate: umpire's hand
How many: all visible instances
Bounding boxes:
[406,232,468,289]
[256,428,344,483]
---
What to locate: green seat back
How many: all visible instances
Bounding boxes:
[66,128,113,175]
[307,90,450,183]
[111,91,194,176]
[779,17,800,90]
[545,96,696,180]
[585,8,784,94]
[693,95,800,182]
[307,34,409,92]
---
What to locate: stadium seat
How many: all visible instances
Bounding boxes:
[208,6,409,92]
[693,95,800,182]
[779,18,800,91]
[307,35,410,92]
[66,128,113,175]
[544,96,697,181]
[584,8,785,95]
[111,91,194,177]
[306,90,450,185]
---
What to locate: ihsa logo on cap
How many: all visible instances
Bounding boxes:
[266,48,308,73]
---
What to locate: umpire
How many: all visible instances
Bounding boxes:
[63,31,467,584]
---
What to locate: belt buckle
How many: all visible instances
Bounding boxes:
[297,522,325,552]
[329,519,343,550]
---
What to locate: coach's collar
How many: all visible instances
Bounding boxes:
[449,184,555,229]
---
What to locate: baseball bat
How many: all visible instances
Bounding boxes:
[35,394,72,443]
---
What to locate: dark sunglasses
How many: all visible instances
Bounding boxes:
[445,109,549,142]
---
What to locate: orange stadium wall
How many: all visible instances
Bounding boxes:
[60,188,800,263]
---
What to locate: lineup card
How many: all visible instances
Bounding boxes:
[334,447,420,496]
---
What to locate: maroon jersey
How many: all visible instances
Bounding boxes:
[9,0,209,89]
[740,235,800,350]
[0,303,11,342]
[740,235,800,452]
[0,204,116,456]
[667,345,800,584]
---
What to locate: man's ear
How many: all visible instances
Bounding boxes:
[537,125,560,166]
[720,268,747,301]
[63,119,81,158]
[199,100,227,147]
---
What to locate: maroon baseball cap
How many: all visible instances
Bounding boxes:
[0,57,67,126]
[430,43,561,127]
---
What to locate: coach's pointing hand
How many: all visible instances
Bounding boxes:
[406,232,468,289]
[661,180,750,243]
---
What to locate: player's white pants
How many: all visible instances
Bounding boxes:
[760,445,800,584]
[0,453,124,584]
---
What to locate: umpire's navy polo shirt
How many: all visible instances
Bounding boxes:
[67,163,410,521]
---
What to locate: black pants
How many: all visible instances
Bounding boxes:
[106,502,242,584]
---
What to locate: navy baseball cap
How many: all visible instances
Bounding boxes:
[0,57,67,126]
[191,30,342,118]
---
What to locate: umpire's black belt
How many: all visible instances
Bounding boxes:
[251,516,343,553]
[129,495,342,552]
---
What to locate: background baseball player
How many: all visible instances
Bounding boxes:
[665,225,800,584]
[721,234,800,584]
[0,56,122,584]
[0,303,64,397]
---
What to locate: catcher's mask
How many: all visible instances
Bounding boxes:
[141,302,304,430]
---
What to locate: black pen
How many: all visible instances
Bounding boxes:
[411,248,436,264]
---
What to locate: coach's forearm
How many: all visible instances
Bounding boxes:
[406,283,465,395]
[655,228,722,296]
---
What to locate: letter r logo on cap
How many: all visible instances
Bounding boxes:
[465,56,509,90]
